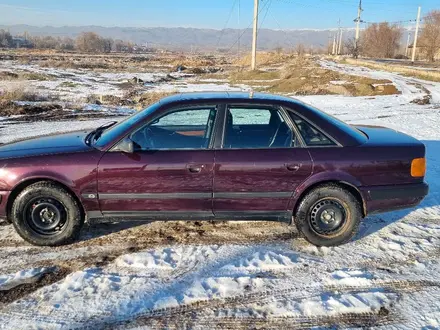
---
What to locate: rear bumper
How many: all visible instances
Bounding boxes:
[362,183,429,215]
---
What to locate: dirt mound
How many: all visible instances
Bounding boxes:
[411,95,432,105]
[0,71,19,80]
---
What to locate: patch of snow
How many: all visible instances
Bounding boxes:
[0,267,55,291]
[330,80,348,85]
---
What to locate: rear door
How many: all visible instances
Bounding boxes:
[213,104,313,221]
[97,105,218,219]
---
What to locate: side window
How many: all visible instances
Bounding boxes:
[291,113,336,146]
[151,110,209,126]
[229,108,271,125]
[223,107,295,149]
[131,107,216,150]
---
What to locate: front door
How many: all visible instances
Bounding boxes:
[213,105,313,221]
[97,105,218,219]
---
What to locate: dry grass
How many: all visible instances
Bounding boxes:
[136,91,178,108]
[0,85,47,102]
[343,58,440,82]
[0,85,56,116]
[170,56,217,68]
[230,69,280,82]
[0,71,53,81]
[0,50,230,73]
[84,90,177,109]
[235,51,297,67]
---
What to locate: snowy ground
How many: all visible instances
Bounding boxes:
[0,60,439,329]
[0,60,249,104]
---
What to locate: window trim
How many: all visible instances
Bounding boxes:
[111,103,220,152]
[282,105,343,148]
[219,103,303,150]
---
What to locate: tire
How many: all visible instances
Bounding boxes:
[11,181,84,246]
[294,184,362,247]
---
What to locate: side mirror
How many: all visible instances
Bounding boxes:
[112,137,134,153]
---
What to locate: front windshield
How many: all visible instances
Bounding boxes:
[94,102,161,148]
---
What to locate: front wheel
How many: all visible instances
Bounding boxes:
[294,184,362,247]
[11,182,84,246]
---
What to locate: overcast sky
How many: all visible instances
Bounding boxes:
[0,0,437,30]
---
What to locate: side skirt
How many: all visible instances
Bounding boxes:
[87,211,291,223]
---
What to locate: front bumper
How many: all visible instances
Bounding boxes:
[362,183,429,215]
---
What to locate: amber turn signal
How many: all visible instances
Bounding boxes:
[411,158,426,177]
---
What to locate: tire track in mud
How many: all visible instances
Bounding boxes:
[88,279,438,330]
[141,312,399,330]
[1,277,434,329]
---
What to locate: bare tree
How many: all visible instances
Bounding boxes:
[361,23,403,58]
[344,37,362,58]
[420,10,440,62]
[0,30,13,48]
[295,43,306,57]
[274,46,283,55]
[114,39,135,53]
[76,32,107,53]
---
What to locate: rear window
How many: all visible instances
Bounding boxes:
[288,102,368,146]
[291,114,335,146]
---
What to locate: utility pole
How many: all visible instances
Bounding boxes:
[251,0,259,70]
[328,33,332,55]
[411,6,421,63]
[405,32,411,57]
[338,29,343,55]
[336,19,341,55]
[354,0,363,57]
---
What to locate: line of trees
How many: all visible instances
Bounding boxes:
[342,9,440,62]
[361,22,403,58]
[419,10,440,62]
[0,30,13,48]
[0,30,137,53]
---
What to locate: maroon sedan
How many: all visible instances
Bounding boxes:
[0,92,428,246]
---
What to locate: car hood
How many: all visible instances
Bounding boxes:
[0,130,93,159]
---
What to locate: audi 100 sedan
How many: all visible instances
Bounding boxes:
[0,92,429,246]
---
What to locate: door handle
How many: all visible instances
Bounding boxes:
[285,164,301,172]
[187,165,203,173]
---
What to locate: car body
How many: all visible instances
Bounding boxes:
[0,92,429,246]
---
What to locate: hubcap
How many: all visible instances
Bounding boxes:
[310,199,346,235]
[25,198,67,235]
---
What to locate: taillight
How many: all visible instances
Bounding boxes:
[411,158,426,177]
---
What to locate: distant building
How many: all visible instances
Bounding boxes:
[408,44,440,61]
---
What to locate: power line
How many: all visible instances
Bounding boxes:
[216,0,239,48]
[225,0,272,53]
[259,0,273,30]
[362,18,418,25]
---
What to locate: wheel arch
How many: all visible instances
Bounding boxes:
[292,180,367,220]
[6,178,85,222]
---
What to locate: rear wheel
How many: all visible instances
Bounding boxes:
[11,182,84,246]
[294,184,362,247]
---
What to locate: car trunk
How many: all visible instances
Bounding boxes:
[356,125,426,185]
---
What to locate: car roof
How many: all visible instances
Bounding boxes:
[153,91,366,147]
[158,91,302,106]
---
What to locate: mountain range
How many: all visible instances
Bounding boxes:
[0,24,359,51]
